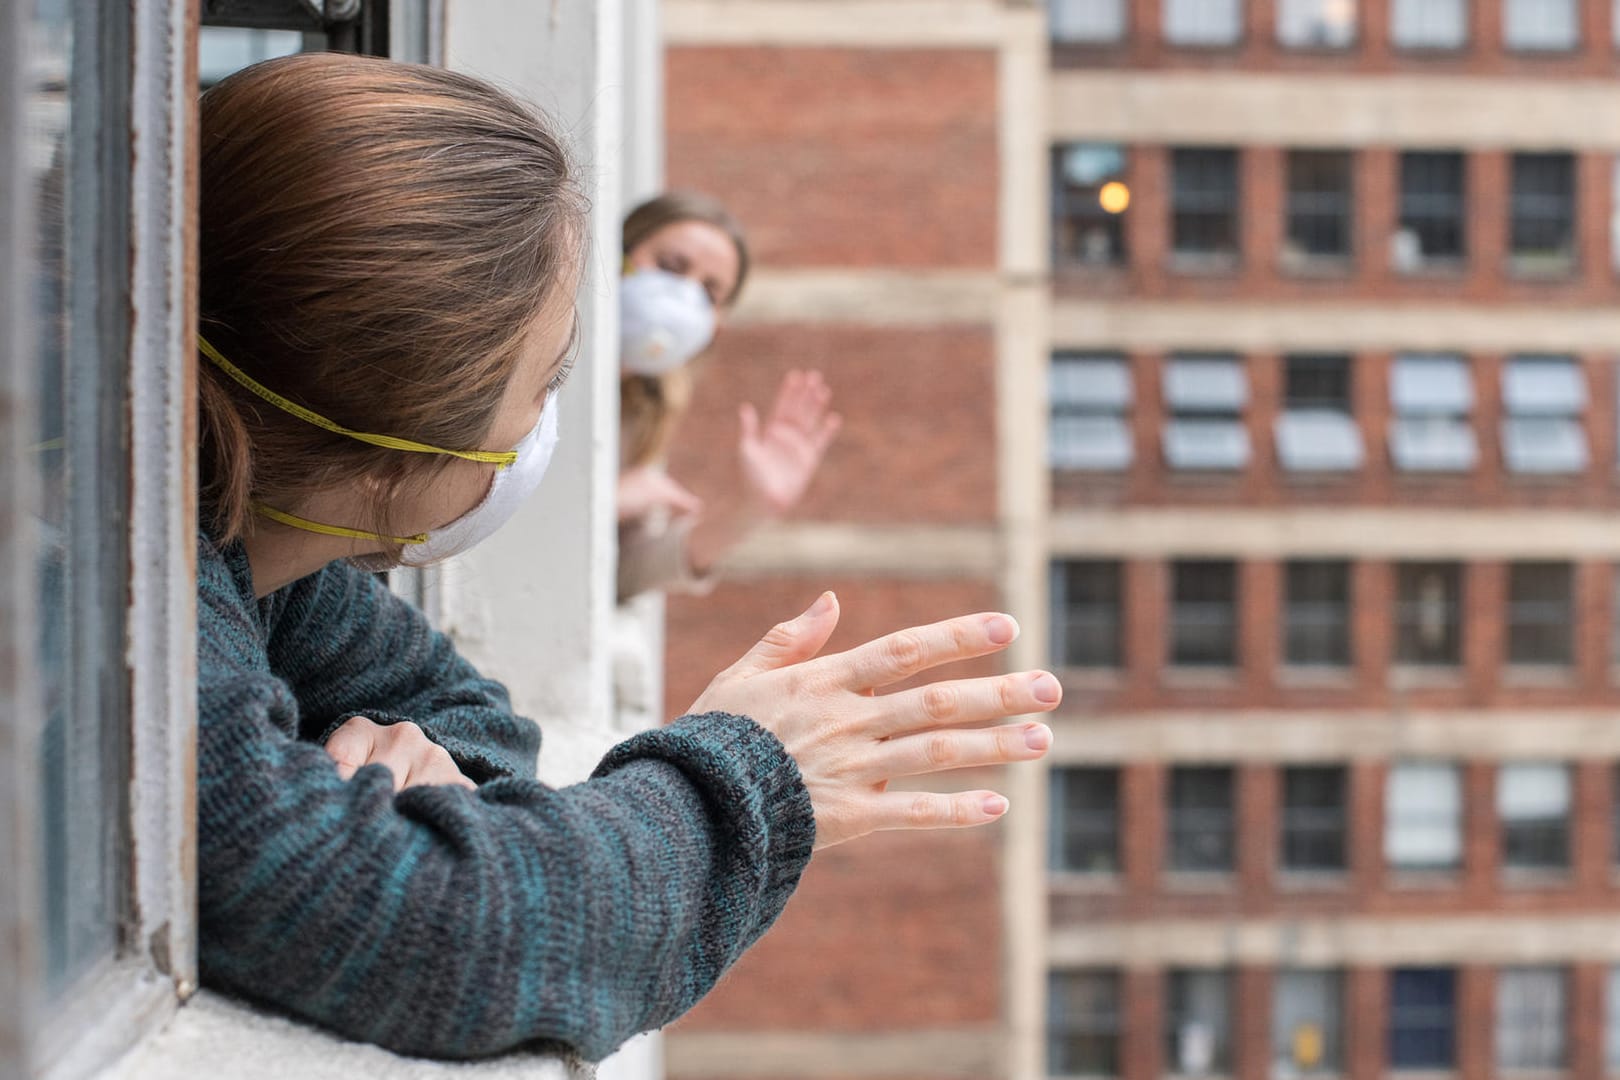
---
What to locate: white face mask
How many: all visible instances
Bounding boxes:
[619,268,716,376]
[399,392,561,567]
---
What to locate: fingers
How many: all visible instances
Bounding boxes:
[866,719,1052,780]
[324,715,380,781]
[326,717,476,791]
[868,789,1011,833]
[656,473,704,517]
[811,612,1021,692]
[811,411,843,458]
[738,402,760,446]
[868,670,1063,740]
[724,591,842,679]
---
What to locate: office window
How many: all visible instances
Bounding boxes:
[1499,763,1571,871]
[1278,355,1363,473]
[1391,0,1468,48]
[1390,354,1477,473]
[1390,968,1457,1069]
[1170,149,1241,266]
[1051,561,1124,669]
[1497,968,1567,1070]
[1169,766,1235,873]
[1507,563,1574,667]
[1050,768,1121,875]
[1503,356,1588,475]
[1395,152,1467,272]
[1504,0,1579,51]
[1273,970,1344,1075]
[1285,562,1352,668]
[1395,562,1463,667]
[1386,762,1463,872]
[1171,560,1238,668]
[1281,766,1348,872]
[1049,970,1122,1076]
[1163,355,1250,471]
[1607,967,1620,1072]
[1284,151,1354,267]
[1278,0,1358,48]
[1167,970,1233,1075]
[1163,0,1242,46]
[1051,353,1133,471]
[1050,0,1128,44]
[1054,144,1130,267]
[1510,153,1576,276]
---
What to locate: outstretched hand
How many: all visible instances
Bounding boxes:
[737,370,841,516]
[689,593,1061,850]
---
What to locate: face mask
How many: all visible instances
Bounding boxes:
[199,334,559,565]
[619,267,716,376]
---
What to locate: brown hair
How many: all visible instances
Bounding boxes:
[619,191,749,469]
[198,52,587,548]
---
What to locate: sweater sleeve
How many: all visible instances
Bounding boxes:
[198,561,815,1061]
[266,560,540,783]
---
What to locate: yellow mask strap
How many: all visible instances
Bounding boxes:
[251,501,429,546]
[198,334,517,469]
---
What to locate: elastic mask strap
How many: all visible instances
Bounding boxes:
[251,501,429,546]
[198,334,516,469]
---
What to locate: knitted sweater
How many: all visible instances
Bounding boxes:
[195,533,815,1061]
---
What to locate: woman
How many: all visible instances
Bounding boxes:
[616,192,840,601]
[196,53,1059,1062]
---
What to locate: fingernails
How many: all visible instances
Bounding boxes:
[983,794,1010,816]
[1030,672,1062,704]
[810,591,836,616]
[985,614,1019,645]
[1024,723,1051,751]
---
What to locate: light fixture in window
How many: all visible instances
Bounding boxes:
[1099,180,1131,214]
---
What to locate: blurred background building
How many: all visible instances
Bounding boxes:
[660,1,1620,1079]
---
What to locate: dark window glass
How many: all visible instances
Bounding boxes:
[1171,560,1237,668]
[1281,766,1348,872]
[1397,151,1466,271]
[1166,970,1234,1073]
[1054,143,1129,268]
[1171,148,1240,265]
[1052,561,1123,669]
[1049,970,1122,1076]
[1169,766,1235,873]
[1510,153,1576,275]
[1285,561,1351,668]
[1051,767,1121,875]
[1395,562,1463,667]
[1390,968,1457,1069]
[1499,763,1571,872]
[1507,563,1573,667]
[1285,355,1353,412]
[1285,150,1353,265]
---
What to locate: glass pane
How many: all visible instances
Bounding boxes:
[1607,967,1620,1070]
[1277,412,1365,473]
[1390,968,1457,1068]
[1051,767,1121,874]
[1504,356,1585,415]
[1052,354,1132,410]
[1278,0,1358,47]
[1169,767,1235,872]
[1506,564,1573,665]
[1386,763,1462,870]
[1503,0,1579,51]
[1171,562,1238,666]
[1496,968,1567,1069]
[1167,970,1233,1072]
[1391,0,1468,48]
[29,0,128,998]
[1049,970,1122,1075]
[1050,0,1128,44]
[1395,564,1464,666]
[1170,150,1240,258]
[1273,970,1344,1073]
[1165,356,1247,411]
[1284,563,1351,667]
[1163,0,1242,45]
[1285,151,1354,261]
[1392,354,1472,413]
[1053,143,1130,267]
[1052,562,1124,669]
[1395,152,1466,270]
[1281,767,1348,870]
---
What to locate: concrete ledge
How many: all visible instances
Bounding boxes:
[664,1026,1003,1078]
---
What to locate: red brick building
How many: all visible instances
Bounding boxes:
[658,2,1620,1078]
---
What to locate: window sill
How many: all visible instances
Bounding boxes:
[1388,666,1464,690]
[1387,871,1462,890]
[1163,871,1237,892]
[1501,665,1577,688]
[1277,870,1350,891]
[1279,256,1354,279]
[112,992,593,1080]
[1278,666,1356,689]
[1391,261,1467,280]
[1162,668,1241,690]
[1167,254,1241,277]
[1499,868,1573,890]
[1049,871,1126,892]
[1053,668,1125,692]
[1506,261,1577,283]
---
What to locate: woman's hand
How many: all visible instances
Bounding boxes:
[736,370,841,516]
[325,715,477,792]
[618,465,704,524]
[689,592,1060,850]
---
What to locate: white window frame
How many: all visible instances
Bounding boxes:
[2,0,198,1075]
[1385,761,1463,873]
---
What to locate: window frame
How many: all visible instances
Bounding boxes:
[1505,562,1574,669]
[1169,559,1239,669]
[1167,765,1236,875]
[1051,559,1125,670]
[1169,148,1241,271]
[1396,151,1467,273]
[1508,152,1577,279]
[1272,968,1345,1075]
[1283,149,1355,271]
[1495,966,1568,1071]
[1280,765,1349,873]
[1050,766,1122,876]
[1049,351,1133,473]
[1165,968,1235,1074]
[1283,560,1353,669]
[1497,762,1572,873]
[1048,969,1123,1076]
[1394,562,1465,668]
[1389,967,1458,1070]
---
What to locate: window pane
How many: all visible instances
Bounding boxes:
[1051,353,1133,471]
[1510,153,1576,274]
[1167,970,1234,1073]
[29,0,128,997]
[1386,762,1462,871]
[1390,968,1457,1069]
[1497,968,1567,1069]
[1273,970,1344,1074]
[197,26,305,86]
[1499,762,1571,870]
[1284,151,1354,264]
[1169,766,1235,872]
[1050,767,1121,874]
[1280,357,1363,472]
[1281,766,1348,871]
[1395,151,1467,271]
[1163,0,1242,45]
[1052,561,1124,669]
[1171,561,1238,667]
[1607,967,1620,1071]
[1278,0,1358,47]
[1050,0,1128,43]
[1391,0,1468,48]
[1507,563,1573,666]
[1504,356,1585,414]
[1170,149,1240,264]
[1054,143,1130,267]
[1391,354,1472,412]
[1503,0,1579,51]
[1395,563,1463,666]
[1049,970,1122,1076]
[1164,356,1249,471]
[1284,562,1351,668]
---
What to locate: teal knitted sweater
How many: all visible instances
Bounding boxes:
[195,533,815,1061]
